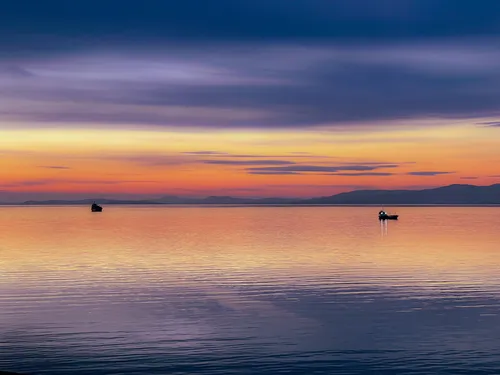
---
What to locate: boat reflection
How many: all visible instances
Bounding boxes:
[380,218,388,237]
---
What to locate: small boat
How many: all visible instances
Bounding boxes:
[91,202,103,212]
[379,210,398,220]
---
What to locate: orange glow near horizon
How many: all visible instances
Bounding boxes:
[1,119,500,201]
[1,206,499,283]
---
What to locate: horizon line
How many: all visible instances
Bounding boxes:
[1,182,499,205]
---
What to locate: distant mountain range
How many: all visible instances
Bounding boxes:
[300,184,500,205]
[3,184,500,206]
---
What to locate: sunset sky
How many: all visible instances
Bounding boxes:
[1,0,500,202]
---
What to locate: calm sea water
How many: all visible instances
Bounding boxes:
[1,206,500,375]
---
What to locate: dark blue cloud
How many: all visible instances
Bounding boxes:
[407,171,454,176]
[330,172,394,176]
[3,44,500,129]
[2,1,500,129]
[38,165,70,170]
[249,171,303,175]
[203,160,296,166]
[247,164,399,174]
[0,65,34,77]
[2,0,500,54]
[477,121,500,127]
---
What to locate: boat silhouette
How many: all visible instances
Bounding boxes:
[378,210,398,220]
[91,202,103,212]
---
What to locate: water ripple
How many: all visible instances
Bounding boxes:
[1,206,500,374]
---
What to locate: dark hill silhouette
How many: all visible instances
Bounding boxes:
[3,184,500,206]
[301,184,500,205]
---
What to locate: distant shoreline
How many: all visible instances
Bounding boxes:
[1,203,500,208]
[2,184,500,206]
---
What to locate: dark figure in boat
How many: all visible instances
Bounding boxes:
[379,210,398,220]
[91,202,103,212]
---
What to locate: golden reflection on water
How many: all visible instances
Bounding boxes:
[1,206,499,287]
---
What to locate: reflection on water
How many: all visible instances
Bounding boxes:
[1,206,500,374]
[380,219,388,237]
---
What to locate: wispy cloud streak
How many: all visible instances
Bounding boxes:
[407,171,454,176]
[38,165,71,170]
[203,160,295,166]
[247,164,399,173]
